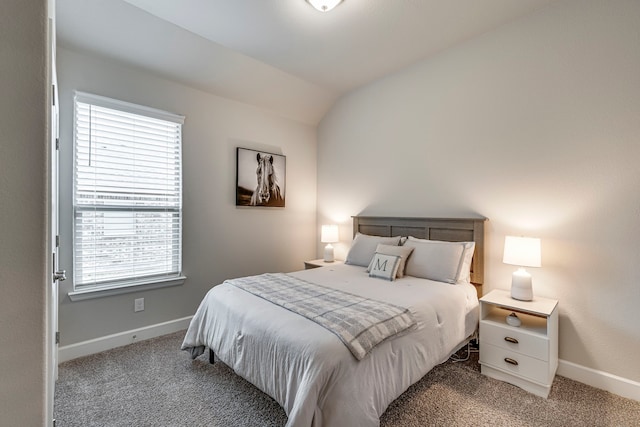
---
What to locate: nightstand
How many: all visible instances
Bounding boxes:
[304,259,344,270]
[479,289,558,398]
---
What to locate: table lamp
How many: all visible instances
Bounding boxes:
[503,235,541,301]
[321,225,339,262]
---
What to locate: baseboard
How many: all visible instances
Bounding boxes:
[558,359,640,401]
[58,316,193,363]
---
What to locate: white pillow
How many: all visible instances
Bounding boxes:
[367,244,414,278]
[403,237,474,284]
[368,253,401,281]
[345,233,402,267]
[457,241,476,283]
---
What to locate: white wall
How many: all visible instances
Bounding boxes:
[57,48,318,346]
[317,0,640,384]
[0,0,50,424]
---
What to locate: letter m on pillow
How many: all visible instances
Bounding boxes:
[375,258,389,271]
[368,253,401,281]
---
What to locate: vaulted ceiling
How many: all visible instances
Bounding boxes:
[57,0,558,125]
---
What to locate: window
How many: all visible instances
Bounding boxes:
[73,92,184,294]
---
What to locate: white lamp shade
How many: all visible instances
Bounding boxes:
[321,225,339,243]
[307,0,343,12]
[321,224,338,263]
[503,235,541,301]
[503,236,541,268]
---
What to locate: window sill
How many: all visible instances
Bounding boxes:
[68,276,186,301]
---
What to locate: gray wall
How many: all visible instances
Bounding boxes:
[317,0,640,382]
[0,0,51,424]
[57,48,318,345]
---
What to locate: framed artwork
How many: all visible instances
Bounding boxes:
[236,147,286,207]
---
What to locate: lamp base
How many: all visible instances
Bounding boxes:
[323,244,335,263]
[511,268,533,301]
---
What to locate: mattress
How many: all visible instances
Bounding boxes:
[182,263,479,427]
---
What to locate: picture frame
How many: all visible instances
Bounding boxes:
[236,147,286,207]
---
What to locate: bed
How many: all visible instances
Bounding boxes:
[182,216,486,426]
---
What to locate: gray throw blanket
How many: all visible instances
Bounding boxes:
[226,273,417,360]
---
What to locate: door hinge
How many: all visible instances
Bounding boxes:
[55,332,60,345]
[52,84,56,106]
[56,235,60,248]
[56,137,59,150]
[53,419,57,427]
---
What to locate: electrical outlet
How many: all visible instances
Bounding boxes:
[134,298,144,312]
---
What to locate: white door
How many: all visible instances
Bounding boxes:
[50,70,61,379]
[49,15,62,384]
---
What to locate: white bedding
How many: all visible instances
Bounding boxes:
[182,263,479,427]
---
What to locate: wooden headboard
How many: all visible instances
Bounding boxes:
[352,216,486,297]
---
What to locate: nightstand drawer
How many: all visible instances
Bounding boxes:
[480,322,549,361]
[480,343,550,384]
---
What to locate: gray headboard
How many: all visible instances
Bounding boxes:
[352,216,486,297]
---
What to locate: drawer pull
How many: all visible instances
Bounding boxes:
[504,357,519,366]
[504,336,519,344]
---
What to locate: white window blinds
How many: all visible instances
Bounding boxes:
[73,92,184,289]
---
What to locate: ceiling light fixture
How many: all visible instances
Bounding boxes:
[307,0,343,12]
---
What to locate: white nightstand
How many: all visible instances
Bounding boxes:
[479,289,558,398]
[304,259,344,270]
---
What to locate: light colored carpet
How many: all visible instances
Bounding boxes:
[54,331,640,427]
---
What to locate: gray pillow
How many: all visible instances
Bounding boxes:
[406,237,475,283]
[345,233,402,267]
[403,237,469,284]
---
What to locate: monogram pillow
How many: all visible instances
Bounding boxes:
[368,244,415,278]
[367,253,401,281]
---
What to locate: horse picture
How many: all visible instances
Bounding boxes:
[236,147,286,207]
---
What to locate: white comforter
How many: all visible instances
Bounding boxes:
[182,263,478,427]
